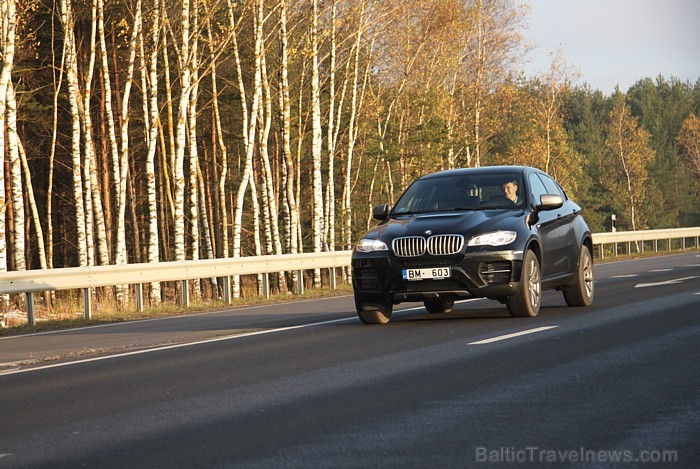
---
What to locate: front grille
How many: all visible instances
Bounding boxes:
[427,235,464,255]
[392,237,426,257]
[392,234,464,257]
[479,261,512,285]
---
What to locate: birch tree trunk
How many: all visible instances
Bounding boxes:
[6,81,24,271]
[278,0,299,291]
[145,0,161,304]
[342,4,369,281]
[206,17,229,260]
[323,0,337,253]
[230,0,263,298]
[173,0,192,266]
[17,137,48,270]
[187,0,201,299]
[0,0,17,296]
[60,0,88,267]
[114,0,143,304]
[259,47,286,292]
[310,0,324,288]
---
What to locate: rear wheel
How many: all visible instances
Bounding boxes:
[424,298,454,314]
[563,245,594,307]
[507,250,541,317]
[355,292,393,324]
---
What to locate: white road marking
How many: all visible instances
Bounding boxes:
[611,274,638,278]
[635,276,699,289]
[682,264,700,267]
[0,317,357,377]
[649,269,672,272]
[468,326,558,345]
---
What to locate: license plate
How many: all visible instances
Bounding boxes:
[402,267,451,281]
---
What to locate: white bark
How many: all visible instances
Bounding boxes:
[231,0,263,298]
[206,17,229,260]
[173,0,192,263]
[60,0,88,267]
[311,0,324,288]
[188,1,201,298]
[0,0,17,285]
[145,0,161,303]
[7,81,24,271]
[279,0,299,290]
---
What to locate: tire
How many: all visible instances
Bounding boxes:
[355,293,393,324]
[424,298,454,314]
[507,249,541,317]
[563,245,594,307]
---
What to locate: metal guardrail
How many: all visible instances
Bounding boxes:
[592,227,700,258]
[0,251,352,325]
[1,227,698,325]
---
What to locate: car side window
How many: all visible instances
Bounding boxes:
[528,173,548,205]
[538,174,563,197]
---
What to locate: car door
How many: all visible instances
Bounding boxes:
[537,174,577,277]
[528,173,570,279]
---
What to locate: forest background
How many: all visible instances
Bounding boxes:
[0,0,699,304]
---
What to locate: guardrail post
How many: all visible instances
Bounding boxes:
[298,270,305,295]
[330,267,336,290]
[262,273,270,299]
[26,292,35,325]
[83,288,92,319]
[135,283,144,313]
[181,280,190,307]
[222,276,231,304]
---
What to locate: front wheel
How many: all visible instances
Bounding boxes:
[355,292,393,324]
[563,245,594,307]
[507,250,541,317]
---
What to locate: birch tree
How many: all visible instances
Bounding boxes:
[310,0,324,288]
[59,0,89,267]
[6,82,24,271]
[230,0,263,298]
[0,0,17,283]
[278,0,299,291]
[144,0,162,303]
[605,93,654,236]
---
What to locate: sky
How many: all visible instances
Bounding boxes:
[520,0,700,94]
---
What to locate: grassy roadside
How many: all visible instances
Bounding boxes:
[0,283,354,337]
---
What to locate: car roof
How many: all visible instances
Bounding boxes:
[418,166,540,180]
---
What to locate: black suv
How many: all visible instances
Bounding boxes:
[352,166,594,324]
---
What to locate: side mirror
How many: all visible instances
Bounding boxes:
[372,204,390,221]
[536,194,564,212]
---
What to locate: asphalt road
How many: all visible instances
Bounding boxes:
[1,252,699,467]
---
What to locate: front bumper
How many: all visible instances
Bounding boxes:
[352,250,524,304]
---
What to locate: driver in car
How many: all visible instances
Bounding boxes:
[503,180,519,205]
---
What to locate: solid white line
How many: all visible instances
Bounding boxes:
[634,276,699,289]
[0,294,354,341]
[468,326,559,345]
[0,317,356,377]
[649,269,673,272]
[611,274,638,278]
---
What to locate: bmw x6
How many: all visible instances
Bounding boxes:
[352,166,594,324]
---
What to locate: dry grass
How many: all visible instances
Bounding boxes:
[0,282,354,336]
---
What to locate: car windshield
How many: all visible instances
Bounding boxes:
[391,173,525,215]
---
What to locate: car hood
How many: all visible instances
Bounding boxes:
[366,209,525,240]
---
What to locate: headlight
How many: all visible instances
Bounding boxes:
[355,239,389,252]
[468,231,517,247]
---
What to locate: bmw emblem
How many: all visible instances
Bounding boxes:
[424,230,432,236]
